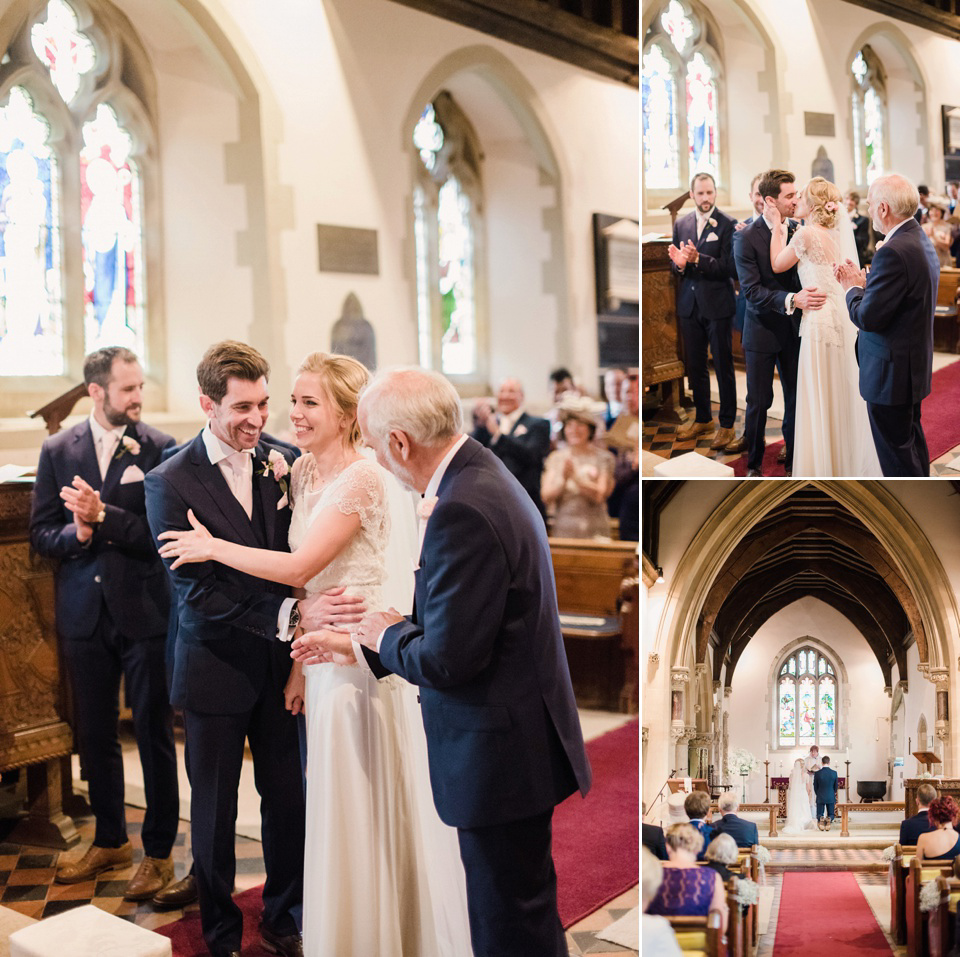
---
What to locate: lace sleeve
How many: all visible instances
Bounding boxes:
[332,460,386,530]
[788,224,806,260]
[289,454,312,507]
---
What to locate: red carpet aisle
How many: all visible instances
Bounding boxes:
[554,719,639,927]
[923,358,960,462]
[157,886,260,957]
[730,440,787,477]
[773,872,892,955]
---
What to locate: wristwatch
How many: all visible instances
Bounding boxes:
[288,602,301,633]
[786,293,796,313]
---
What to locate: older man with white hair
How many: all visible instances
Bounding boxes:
[710,791,759,848]
[835,172,939,476]
[300,366,592,957]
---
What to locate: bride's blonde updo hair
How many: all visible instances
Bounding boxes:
[296,352,370,448]
[803,177,843,229]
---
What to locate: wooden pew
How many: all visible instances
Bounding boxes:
[891,844,917,945]
[697,849,758,955]
[907,857,954,957]
[838,800,905,836]
[934,267,960,353]
[670,909,725,956]
[724,878,746,957]
[549,538,636,709]
[928,874,960,957]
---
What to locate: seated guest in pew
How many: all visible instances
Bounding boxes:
[901,783,939,846]
[646,823,728,935]
[703,833,740,883]
[667,791,690,825]
[643,801,668,861]
[641,848,683,957]
[916,796,960,864]
[711,791,760,848]
[685,790,714,861]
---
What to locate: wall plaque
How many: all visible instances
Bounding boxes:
[317,225,379,275]
[804,112,835,137]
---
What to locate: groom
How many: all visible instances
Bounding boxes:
[835,173,939,476]
[813,756,839,830]
[145,341,305,957]
[734,169,826,476]
[301,367,592,957]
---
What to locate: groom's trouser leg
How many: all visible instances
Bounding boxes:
[816,800,825,820]
[457,809,567,957]
[776,340,800,469]
[744,349,775,471]
[867,402,928,476]
[707,314,737,429]
[680,305,713,424]
[183,709,246,955]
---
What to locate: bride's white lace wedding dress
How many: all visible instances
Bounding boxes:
[289,454,471,956]
[782,759,814,834]
[789,223,882,477]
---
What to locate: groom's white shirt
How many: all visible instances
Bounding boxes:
[762,213,797,315]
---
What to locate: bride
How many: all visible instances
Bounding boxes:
[159,352,471,956]
[782,758,814,834]
[768,176,882,477]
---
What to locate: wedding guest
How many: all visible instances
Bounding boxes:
[646,824,728,935]
[541,398,615,538]
[643,801,668,861]
[901,783,938,846]
[30,347,180,901]
[684,790,714,861]
[916,796,960,864]
[641,848,683,957]
[711,792,759,848]
[704,833,740,882]
[916,184,930,223]
[666,791,689,825]
[603,367,628,428]
[846,190,871,265]
[923,199,956,266]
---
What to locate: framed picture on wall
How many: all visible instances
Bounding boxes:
[942,105,960,156]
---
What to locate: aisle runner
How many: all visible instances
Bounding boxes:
[774,871,892,956]
[923,357,960,462]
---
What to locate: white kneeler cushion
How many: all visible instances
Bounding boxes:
[10,904,171,957]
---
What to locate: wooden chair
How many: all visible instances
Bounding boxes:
[927,874,960,957]
[907,857,954,957]
[891,844,917,944]
[934,267,960,353]
[670,909,725,956]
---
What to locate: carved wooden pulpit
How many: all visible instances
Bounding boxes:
[0,481,79,848]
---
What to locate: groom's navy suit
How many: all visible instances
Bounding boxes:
[844,217,939,476]
[734,217,802,472]
[145,433,304,957]
[30,419,180,858]
[813,765,839,821]
[365,437,591,957]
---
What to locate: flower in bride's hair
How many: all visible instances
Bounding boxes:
[418,495,438,520]
[824,201,838,212]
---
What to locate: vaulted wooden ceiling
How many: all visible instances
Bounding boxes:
[842,0,960,41]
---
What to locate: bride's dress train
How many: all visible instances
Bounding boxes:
[290,455,471,956]
[782,760,814,834]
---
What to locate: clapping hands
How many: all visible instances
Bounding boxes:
[833,258,866,291]
[667,240,699,270]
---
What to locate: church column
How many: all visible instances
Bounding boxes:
[712,681,723,779]
[932,668,950,768]
[722,687,732,781]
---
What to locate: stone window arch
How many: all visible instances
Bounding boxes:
[775,644,840,750]
[851,44,888,190]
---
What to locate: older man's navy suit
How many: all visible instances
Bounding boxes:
[734,216,802,472]
[364,437,591,957]
[844,217,939,476]
[30,419,179,859]
[146,434,304,957]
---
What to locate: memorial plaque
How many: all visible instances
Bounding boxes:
[804,112,835,137]
[317,225,379,275]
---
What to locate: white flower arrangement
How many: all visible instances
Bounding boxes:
[881,845,897,862]
[729,748,761,776]
[734,877,759,907]
[919,879,942,913]
[755,845,771,866]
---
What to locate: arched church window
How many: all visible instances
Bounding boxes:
[851,45,887,189]
[412,92,486,383]
[642,0,722,192]
[777,646,837,749]
[0,0,155,380]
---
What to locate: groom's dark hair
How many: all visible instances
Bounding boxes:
[758,169,795,200]
[821,756,830,765]
[197,340,271,404]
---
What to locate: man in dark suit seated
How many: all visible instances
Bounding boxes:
[470,377,550,522]
[684,790,714,861]
[711,791,759,848]
[642,802,667,861]
[901,782,938,846]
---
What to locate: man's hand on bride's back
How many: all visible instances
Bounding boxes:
[300,586,366,632]
[794,287,827,310]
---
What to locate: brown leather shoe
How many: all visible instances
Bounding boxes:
[55,841,133,884]
[260,923,304,957]
[676,419,715,441]
[777,446,787,463]
[124,854,175,901]
[723,433,748,454]
[710,426,736,450]
[152,872,198,909]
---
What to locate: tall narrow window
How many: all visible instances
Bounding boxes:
[412,92,485,382]
[0,0,157,384]
[643,0,723,193]
[777,646,838,748]
[851,46,887,189]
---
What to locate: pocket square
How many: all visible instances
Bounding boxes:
[705,231,719,242]
[119,464,145,484]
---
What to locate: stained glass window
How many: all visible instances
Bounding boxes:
[80,103,144,358]
[412,92,483,379]
[644,2,722,194]
[776,647,840,749]
[31,0,96,104]
[0,87,63,375]
[851,47,886,188]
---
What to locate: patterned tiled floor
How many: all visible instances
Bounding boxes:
[0,787,638,955]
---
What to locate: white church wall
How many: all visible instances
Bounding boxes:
[726,596,889,804]
[896,641,937,797]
